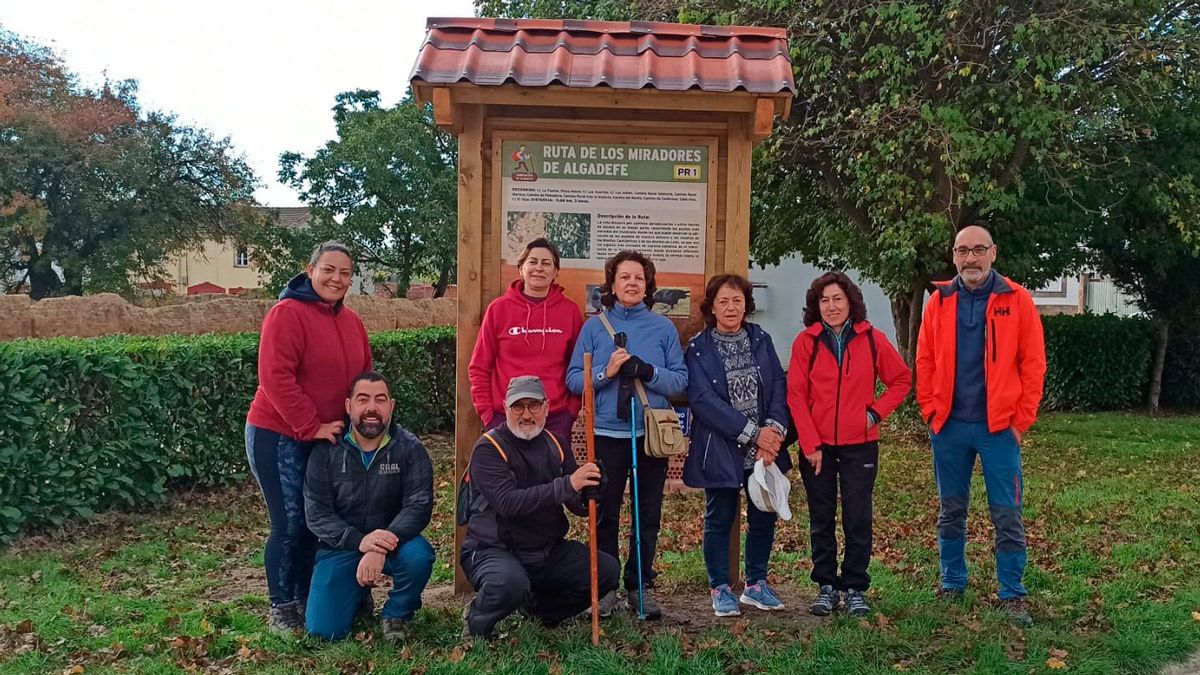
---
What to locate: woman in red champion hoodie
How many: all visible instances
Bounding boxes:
[245,241,372,634]
[469,237,584,446]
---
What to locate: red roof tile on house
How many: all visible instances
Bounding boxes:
[410,17,795,94]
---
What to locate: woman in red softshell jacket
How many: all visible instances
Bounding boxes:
[468,237,583,446]
[787,271,911,619]
[245,241,372,634]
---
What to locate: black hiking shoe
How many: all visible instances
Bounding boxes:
[809,585,839,616]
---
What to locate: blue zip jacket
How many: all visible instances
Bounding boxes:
[566,302,688,437]
[682,323,793,489]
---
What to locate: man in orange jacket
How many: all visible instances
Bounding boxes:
[916,225,1046,628]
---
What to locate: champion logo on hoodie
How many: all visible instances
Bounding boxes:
[508,326,566,336]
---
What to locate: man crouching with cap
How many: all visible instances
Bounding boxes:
[461,375,619,640]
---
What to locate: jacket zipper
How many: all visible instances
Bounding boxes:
[990,318,997,363]
[701,433,712,469]
[833,344,846,445]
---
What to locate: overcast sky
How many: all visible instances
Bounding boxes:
[1,0,477,206]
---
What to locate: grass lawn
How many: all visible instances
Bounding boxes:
[1,412,1198,674]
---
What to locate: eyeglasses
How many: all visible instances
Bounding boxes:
[952,245,994,258]
[509,401,544,414]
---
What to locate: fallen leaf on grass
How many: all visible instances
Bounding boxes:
[1046,656,1068,669]
[62,667,84,675]
[1192,610,1200,622]
[448,646,465,663]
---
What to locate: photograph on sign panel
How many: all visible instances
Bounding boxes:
[505,211,591,262]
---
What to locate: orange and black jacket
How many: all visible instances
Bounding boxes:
[787,321,912,456]
[916,274,1047,435]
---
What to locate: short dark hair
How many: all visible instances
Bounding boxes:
[310,241,354,267]
[516,237,562,270]
[600,250,657,309]
[348,370,389,397]
[803,271,868,327]
[699,273,756,327]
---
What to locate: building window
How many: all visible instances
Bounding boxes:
[234,247,249,268]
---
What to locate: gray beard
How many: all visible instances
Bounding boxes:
[507,421,544,441]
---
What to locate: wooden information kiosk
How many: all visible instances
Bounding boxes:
[410,17,795,593]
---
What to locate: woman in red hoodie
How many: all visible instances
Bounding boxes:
[469,238,583,446]
[787,271,911,619]
[245,241,372,634]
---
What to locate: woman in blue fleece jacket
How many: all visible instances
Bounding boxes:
[567,250,687,620]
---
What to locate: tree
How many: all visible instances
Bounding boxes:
[275,90,458,297]
[1029,92,1200,412]
[1,27,260,298]
[479,1,1199,363]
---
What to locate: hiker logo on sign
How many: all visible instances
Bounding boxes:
[511,144,538,181]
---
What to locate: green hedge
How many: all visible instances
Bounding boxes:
[1163,334,1200,408]
[0,327,454,541]
[1042,314,1155,411]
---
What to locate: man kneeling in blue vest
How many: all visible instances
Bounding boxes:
[461,375,619,640]
[304,371,435,641]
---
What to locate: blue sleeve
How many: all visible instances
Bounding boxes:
[567,320,616,395]
[646,320,688,396]
[685,344,754,442]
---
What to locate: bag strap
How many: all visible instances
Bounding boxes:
[866,327,878,383]
[463,431,509,484]
[598,311,653,408]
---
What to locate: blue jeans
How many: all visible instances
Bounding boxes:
[245,422,317,607]
[932,419,1027,599]
[702,470,777,588]
[305,537,436,640]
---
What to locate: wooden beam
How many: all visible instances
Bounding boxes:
[725,113,753,277]
[753,97,775,142]
[453,103,485,595]
[444,83,790,114]
[432,87,454,129]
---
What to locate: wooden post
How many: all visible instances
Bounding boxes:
[725,111,755,587]
[453,103,485,594]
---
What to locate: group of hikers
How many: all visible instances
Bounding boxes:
[243,224,1046,644]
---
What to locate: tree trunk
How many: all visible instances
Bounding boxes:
[433,261,451,299]
[1147,319,1168,415]
[890,284,926,367]
[27,255,61,300]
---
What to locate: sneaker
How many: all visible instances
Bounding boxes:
[808,585,839,616]
[595,589,622,619]
[626,589,663,620]
[935,587,965,604]
[710,585,742,617]
[844,589,871,617]
[268,601,303,636]
[381,617,410,643]
[1000,597,1033,628]
[740,581,784,611]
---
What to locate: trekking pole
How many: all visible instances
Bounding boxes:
[630,397,646,620]
[583,353,599,646]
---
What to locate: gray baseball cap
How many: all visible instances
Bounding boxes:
[505,376,547,407]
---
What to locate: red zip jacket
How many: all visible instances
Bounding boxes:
[247,275,372,441]
[468,280,584,425]
[787,321,912,456]
[916,274,1046,434]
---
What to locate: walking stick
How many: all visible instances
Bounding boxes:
[630,397,646,620]
[583,353,600,645]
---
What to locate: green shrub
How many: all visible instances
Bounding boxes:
[1042,313,1155,411]
[0,327,454,541]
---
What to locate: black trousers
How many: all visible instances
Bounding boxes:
[798,441,879,591]
[461,539,618,637]
[594,434,668,591]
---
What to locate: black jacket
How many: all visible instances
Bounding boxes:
[304,422,434,551]
[464,424,586,551]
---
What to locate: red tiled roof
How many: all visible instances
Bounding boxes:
[410,18,795,95]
